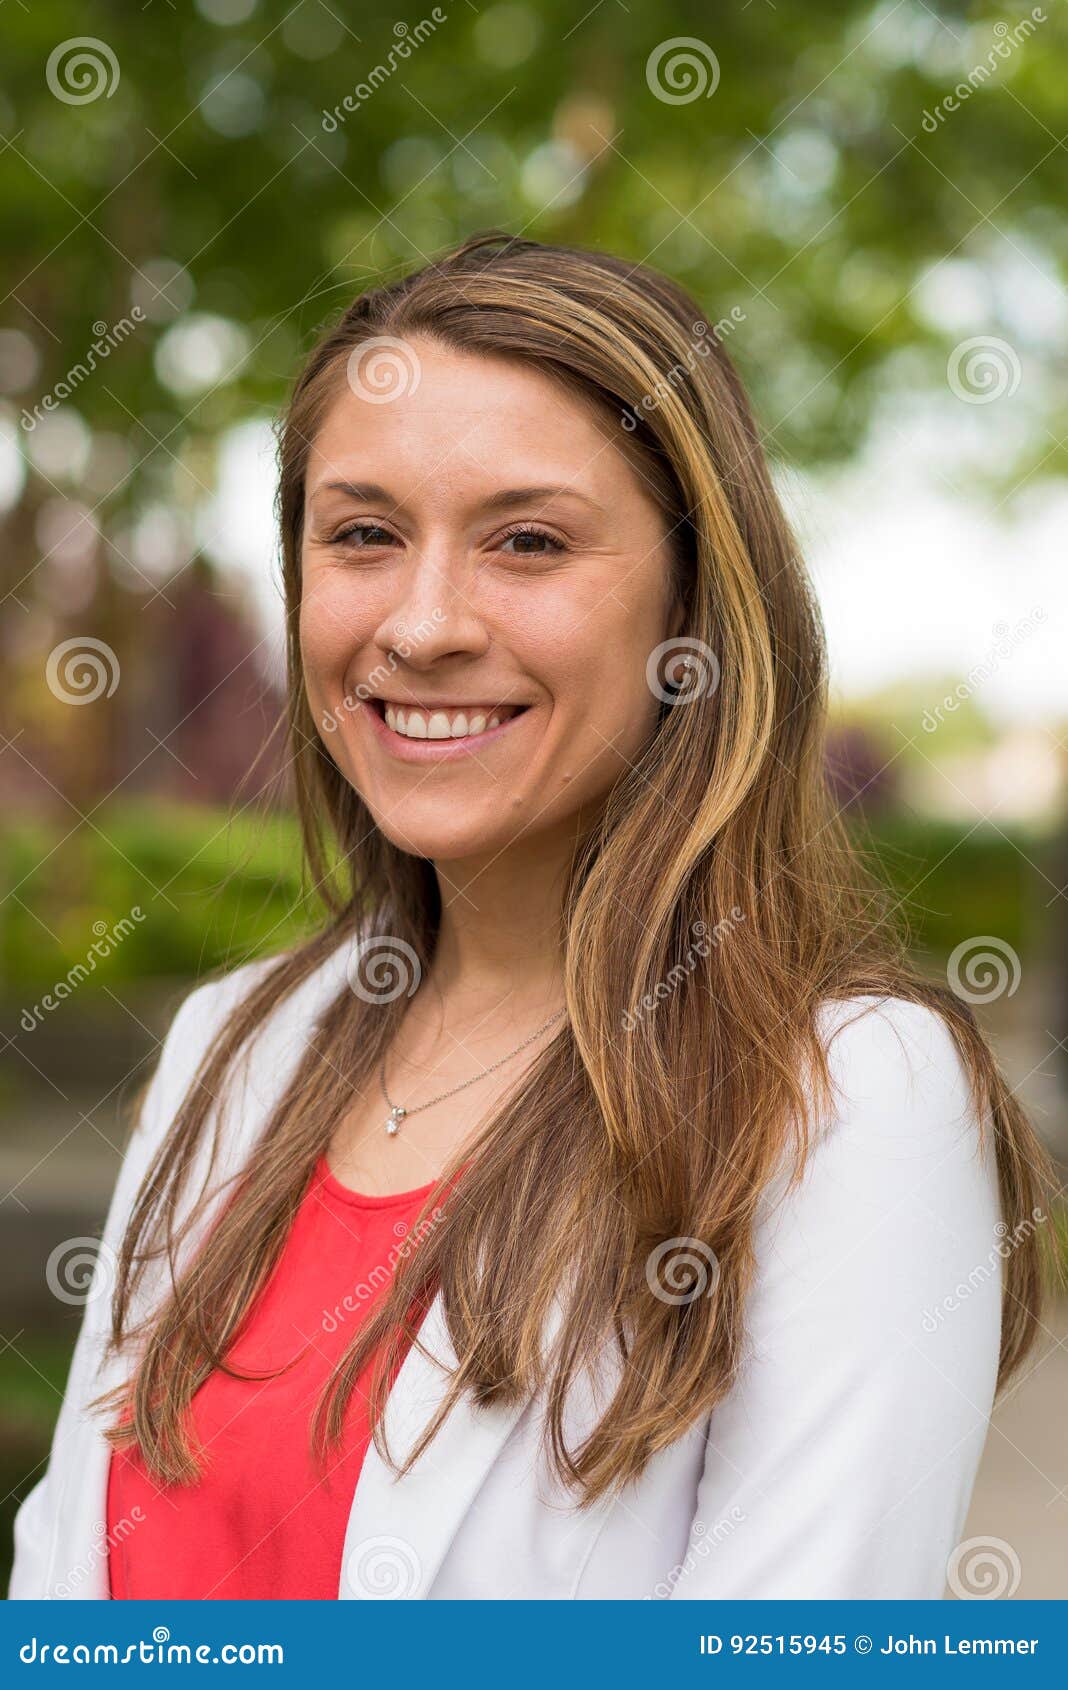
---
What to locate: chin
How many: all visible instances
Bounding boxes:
[373,815,518,863]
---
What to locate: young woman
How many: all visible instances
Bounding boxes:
[11,233,1055,1602]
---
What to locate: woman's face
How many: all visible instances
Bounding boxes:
[299,337,684,863]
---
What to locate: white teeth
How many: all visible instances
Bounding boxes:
[381,703,519,741]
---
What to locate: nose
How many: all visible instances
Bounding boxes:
[370,547,490,668]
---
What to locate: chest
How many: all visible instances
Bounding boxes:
[327,1069,518,1195]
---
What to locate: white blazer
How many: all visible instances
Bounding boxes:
[9,939,1003,1600]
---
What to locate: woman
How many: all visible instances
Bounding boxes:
[10,232,1054,1602]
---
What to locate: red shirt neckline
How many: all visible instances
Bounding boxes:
[314,1153,438,1210]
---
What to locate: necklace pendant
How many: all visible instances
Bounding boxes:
[385,1105,406,1137]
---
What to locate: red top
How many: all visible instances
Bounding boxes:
[106,1156,444,1599]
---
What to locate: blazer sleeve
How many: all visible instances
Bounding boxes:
[7,976,231,1598]
[667,996,1007,1600]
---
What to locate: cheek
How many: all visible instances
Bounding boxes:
[525,618,665,796]
[298,570,370,687]
[584,660,661,761]
[538,573,670,734]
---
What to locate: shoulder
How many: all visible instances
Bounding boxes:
[741,990,1003,1416]
[137,938,352,1151]
[144,953,285,1122]
[801,990,994,1201]
[679,993,1004,1598]
[812,991,981,1148]
[756,991,1000,1302]
[169,951,287,1044]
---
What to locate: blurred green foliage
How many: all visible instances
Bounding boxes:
[3,0,1067,529]
[856,810,1042,961]
[0,801,1049,991]
[0,804,313,990]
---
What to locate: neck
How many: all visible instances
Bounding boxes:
[428,824,578,1019]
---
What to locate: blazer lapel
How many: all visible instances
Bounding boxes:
[339,1292,563,1599]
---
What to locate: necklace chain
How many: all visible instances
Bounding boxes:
[379,1005,567,1136]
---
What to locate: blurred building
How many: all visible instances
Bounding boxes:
[824,720,900,815]
[0,554,289,815]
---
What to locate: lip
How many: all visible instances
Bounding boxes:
[358,698,532,763]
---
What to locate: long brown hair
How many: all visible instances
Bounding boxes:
[102,232,1059,1502]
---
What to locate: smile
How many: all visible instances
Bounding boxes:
[360,698,532,761]
[382,701,526,740]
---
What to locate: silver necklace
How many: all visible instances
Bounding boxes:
[379,1005,568,1136]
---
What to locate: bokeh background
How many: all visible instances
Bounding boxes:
[2,0,1067,1596]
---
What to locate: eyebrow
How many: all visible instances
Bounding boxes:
[312,480,605,516]
[314,480,397,507]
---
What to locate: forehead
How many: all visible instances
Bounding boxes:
[304,338,630,504]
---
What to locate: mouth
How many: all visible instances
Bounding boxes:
[360,697,533,762]
[375,699,529,740]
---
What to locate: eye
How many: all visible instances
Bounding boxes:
[330,522,400,549]
[495,524,567,557]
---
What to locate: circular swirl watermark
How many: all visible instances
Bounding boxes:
[346,336,422,404]
[345,934,422,1004]
[946,1535,1021,1599]
[45,1236,116,1306]
[946,336,1021,405]
[344,1535,422,1598]
[152,1627,170,1644]
[646,636,720,705]
[45,637,120,705]
[646,37,720,105]
[947,936,1021,1004]
[645,1236,721,1306]
[46,37,120,105]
